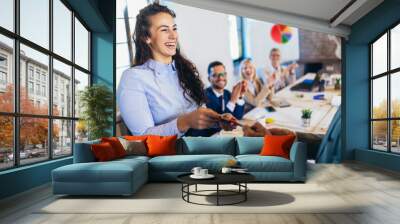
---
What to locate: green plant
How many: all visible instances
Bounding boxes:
[79,84,113,140]
[301,108,312,119]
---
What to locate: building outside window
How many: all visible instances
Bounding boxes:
[41,73,46,83]
[0,55,7,88]
[28,81,34,94]
[41,85,46,97]
[28,67,34,80]
[36,83,40,95]
[35,70,40,81]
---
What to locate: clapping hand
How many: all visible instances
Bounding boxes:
[287,62,298,71]
[240,80,248,95]
[230,82,242,103]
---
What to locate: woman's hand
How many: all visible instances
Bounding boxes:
[219,113,238,131]
[243,122,269,137]
[269,128,296,136]
[177,108,220,132]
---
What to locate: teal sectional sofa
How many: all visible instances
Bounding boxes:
[52,137,307,196]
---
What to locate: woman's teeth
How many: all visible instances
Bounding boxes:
[165,43,175,48]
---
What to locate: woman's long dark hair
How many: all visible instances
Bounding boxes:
[133,3,205,106]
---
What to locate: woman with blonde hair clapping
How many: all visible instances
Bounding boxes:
[240,58,273,111]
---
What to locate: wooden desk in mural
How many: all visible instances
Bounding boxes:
[217,73,341,138]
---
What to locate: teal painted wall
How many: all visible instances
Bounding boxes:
[344,0,400,171]
[91,32,115,135]
[0,158,72,199]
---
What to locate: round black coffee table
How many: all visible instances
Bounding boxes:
[177,173,255,206]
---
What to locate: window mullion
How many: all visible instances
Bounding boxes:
[49,0,54,160]
[71,10,76,156]
[387,29,391,152]
[14,0,21,167]
[370,45,373,149]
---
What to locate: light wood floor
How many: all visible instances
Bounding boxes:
[1,162,400,224]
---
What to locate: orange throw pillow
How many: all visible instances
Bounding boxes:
[124,135,150,141]
[260,134,296,159]
[91,142,117,162]
[146,135,177,157]
[101,137,126,158]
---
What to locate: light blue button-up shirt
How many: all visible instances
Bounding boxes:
[117,59,198,136]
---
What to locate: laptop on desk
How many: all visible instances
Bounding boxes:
[290,73,321,92]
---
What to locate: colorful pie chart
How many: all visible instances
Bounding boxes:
[270,24,292,44]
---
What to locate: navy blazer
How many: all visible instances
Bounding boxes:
[185,87,245,137]
[204,87,245,119]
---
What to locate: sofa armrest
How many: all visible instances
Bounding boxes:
[289,141,307,181]
[73,140,99,163]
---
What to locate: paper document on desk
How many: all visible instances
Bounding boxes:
[243,107,267,120]
[331,96,341,106]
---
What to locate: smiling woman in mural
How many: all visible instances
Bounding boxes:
[240,58,274,112]
[117,3,235,136]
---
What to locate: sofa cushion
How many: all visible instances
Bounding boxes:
[148,154,235,172]
[236,155,293,172]
[73,139,100,163]
[178,137,235,155]
[235,137,263,155]
[115,155,150,164]
[53,158,147,183]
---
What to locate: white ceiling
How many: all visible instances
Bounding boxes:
[224,0,353,23]
[170,0,384,37]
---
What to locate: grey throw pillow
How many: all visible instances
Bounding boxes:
[118,137,147,156]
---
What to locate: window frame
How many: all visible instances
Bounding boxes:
[0,0,92,171]
[369,20,400,154]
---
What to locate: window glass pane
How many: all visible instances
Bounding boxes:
[391,72,400,118]
[391,120,400,153]
[0,0,14,31]
[20,117,49,165]
[372,33,387,76]
[372,121,388,151]
[372,76,387,119]
[53,119,72,157]
[20,0,49,49]
[74,69,89,118]
[391,24,400,70]
[0,35,14,112]
[75,120,88,143]
[53,0,72,60]
[53,59,72,117]
[74,18,89,70]
[20,44,49,115]
[0,116,13,170]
